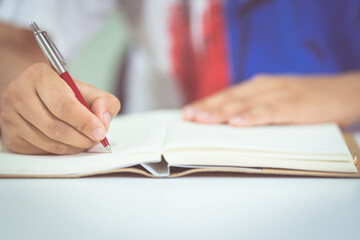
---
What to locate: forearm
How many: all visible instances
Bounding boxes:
[0,22,46,101]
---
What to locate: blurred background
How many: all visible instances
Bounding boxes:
[1,0,359,116]
[69,11,127,98]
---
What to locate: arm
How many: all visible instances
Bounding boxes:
[0,23,121,154]
[0,22,47,99]
[183,73,360,127]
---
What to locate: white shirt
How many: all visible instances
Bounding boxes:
[0,0,117,61]
[0,0,211,112]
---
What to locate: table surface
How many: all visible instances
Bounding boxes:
[1,135,360,240]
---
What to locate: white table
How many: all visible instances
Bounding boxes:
[1,135,360,240]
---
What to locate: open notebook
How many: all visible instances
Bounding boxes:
[0,110,359,178]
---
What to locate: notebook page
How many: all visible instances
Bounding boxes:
[163,114,352,161]
[0,110,170,176]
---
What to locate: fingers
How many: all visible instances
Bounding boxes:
[20,116,84,155]
[76,80,121,130]
[90,96,120,130]
[0,63,120,154]
[2,132,49,155]
[182,75,306,127]
[35,69,108,142]
[228,102,297,127]
[183,88,237,120]
[228,105,275,127]
[1,111,83,155]
[189,99,253,124]
[11,90,95,149]
[185,92,290,125]
[183,76,275,121]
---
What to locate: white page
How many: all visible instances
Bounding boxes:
[0,109,355,176]
[0,110,170,176]
[163,113,353,161]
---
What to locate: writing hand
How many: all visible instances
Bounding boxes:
[0,63,121,154]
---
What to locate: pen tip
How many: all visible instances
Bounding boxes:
[105,145,112,153]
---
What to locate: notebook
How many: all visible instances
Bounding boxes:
[0,110,359,178]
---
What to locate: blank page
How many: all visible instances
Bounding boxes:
[0,110,170,176]
[163,113,353,161]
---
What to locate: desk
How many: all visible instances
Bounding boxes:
[1,135,360,240]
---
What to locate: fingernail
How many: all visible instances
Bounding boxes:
[183,107,196,119]
[103,112,112,129]
[197,112,212,122]
[229,116,248,126]
[92,127,106,141]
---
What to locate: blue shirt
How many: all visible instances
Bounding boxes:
[225,0,360,84]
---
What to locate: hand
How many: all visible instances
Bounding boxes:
[183,73,360,127]
[0,63,121,154]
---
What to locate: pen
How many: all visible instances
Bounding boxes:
[29,21,112,153]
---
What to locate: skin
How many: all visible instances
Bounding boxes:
[183,73,360,127]
[0,23,120,154]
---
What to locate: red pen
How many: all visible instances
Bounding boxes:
[30,21,112,153]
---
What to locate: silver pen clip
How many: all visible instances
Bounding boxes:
[30,21,67,74]
[43,31,67,67]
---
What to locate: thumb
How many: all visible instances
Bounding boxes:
[90,95,121,131]
[75,79,121,131]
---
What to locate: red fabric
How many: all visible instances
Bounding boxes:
[169,1,197,102]
[169,0,229,103]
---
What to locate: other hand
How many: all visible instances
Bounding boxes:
[183,73,360,127]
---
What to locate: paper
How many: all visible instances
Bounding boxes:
[0,111,170,175]
[163,118,352,160]
[0,110,356,176]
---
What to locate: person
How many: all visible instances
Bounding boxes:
[1,0,360,155]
